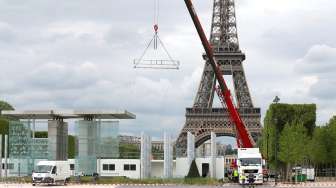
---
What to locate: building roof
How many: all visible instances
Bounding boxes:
[2,110,136,120]
[74,110,136,119]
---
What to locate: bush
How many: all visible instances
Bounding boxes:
[186,159,200,178]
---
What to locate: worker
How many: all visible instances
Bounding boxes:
[248,173,255,188]
[228,168,233,181]
[233,169,239,182]
[241,173,246,185]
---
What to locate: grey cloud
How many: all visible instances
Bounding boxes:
[26,62,101,90]
[309,78,336,100]
[1,0,336,137]
[239,3,336,62]
[0,22,16,43]
[293,44,336,120]
[296,45,336,75]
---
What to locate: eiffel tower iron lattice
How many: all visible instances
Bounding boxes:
[176,0,262,156]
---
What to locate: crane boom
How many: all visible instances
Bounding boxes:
[184,0,254,148]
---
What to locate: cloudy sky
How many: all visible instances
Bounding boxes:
[0,0,335,140]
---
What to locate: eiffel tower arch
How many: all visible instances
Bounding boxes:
[176,0,262,156]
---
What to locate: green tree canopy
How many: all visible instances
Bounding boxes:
[266,103,316,135]
[68,135,76,159]
[0,100,14,112]
[35,131,48,138]
[278,123,310,181]
[308,116,336,165]
[279,123,309,165]
[326,116,336,164]
[119,143,140,159]
[260,103,316,169]
[309,127,328,164]
[328,116,336,126]
[0,100,14,157]
[35,131,76,159]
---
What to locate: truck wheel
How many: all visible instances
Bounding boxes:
[32,183,36,186]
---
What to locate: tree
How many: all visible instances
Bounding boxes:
[328,116,336,126]
[119,143,140,159]
[278,123,310,180]
[35,131,48,138]
[0,100,14,113]
[68,135,76,159]
[186,159,200,178]
[0,100,14,158]
[260,103,316,170]
[309,127,328,164]
[326,116,336,164]
[285,123,309,175]
[0,100,14,135]
[34,131,76,159]
[0,118,9,157]
[225,144,237,155]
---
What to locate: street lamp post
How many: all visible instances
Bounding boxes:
[274,119,278,185]
[265,131,270,182]
[266,132,269,167]
[273,96,280,185]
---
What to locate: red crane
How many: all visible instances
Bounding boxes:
[184,0,254,148]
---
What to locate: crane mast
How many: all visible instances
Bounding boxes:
[184,0,254,148]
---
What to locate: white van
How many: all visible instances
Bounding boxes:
[32,161,70,186]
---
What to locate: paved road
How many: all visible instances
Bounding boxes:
[0,183,335,188]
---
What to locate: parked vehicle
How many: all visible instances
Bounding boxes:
[306,168,315,181]
[291,166,315,182]
[32,160,70,186]
[237,148,263,185]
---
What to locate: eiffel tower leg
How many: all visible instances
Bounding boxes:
[232,67,253,108]
[232,64,262,142]
[193,62,216,108]
[176,132,188,157]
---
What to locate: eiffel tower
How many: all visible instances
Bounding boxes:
[176,0,262,156]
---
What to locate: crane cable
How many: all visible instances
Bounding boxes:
[154,0,159,28]
[153,0,159,49]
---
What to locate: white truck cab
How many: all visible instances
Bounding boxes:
[237,148,263,184]
[32,160,70,186]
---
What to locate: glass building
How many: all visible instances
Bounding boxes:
[2,110,135,177]
[8,120,48,176]
[75,120,119,175]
